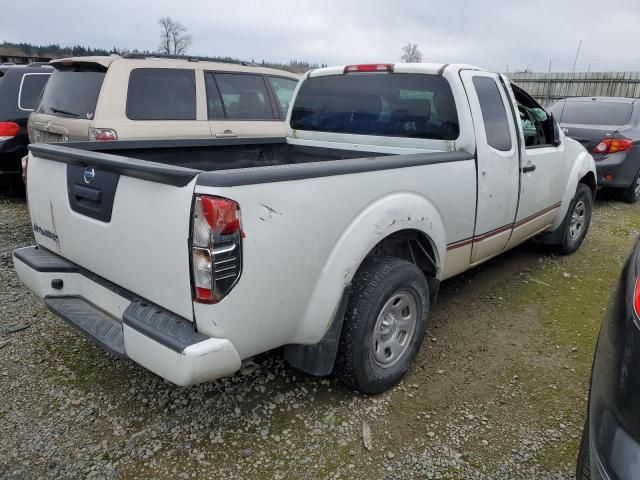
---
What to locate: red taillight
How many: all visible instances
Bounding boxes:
[191,195,242,303]
[344,64,394,73]
[592,138,634,154]
[0,121,20,139]
[89,128,118,141]
[200,197,241,235]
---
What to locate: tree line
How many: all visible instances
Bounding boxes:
[0,41,324,73]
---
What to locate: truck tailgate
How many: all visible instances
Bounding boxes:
[26,145,199,321]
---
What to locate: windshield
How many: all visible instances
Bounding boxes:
[290,73,459,140]
[35,65,105,119]
[549,100,633,126]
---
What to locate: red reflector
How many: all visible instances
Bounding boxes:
[344,64,394,73]
[0,121,20,137]
[604,173,614,181]
[200,197,241,235]
[592,138,634,154]
[195,286,215,302]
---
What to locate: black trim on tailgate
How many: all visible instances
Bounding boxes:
[28,137,286,187]
[29,143,201,187]
[196,150,474,187]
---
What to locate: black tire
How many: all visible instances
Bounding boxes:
[558,183,593,254]
[335,256,429,394]
[576,419,591,479]
[618,169,640,204]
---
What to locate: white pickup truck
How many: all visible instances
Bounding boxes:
[14,63,596,394]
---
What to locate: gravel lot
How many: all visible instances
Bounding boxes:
[1,194,639,480]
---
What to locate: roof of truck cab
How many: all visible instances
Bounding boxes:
[50,55,300,78]
[306,63,484,78]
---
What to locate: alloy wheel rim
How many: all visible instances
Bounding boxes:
[371,290,417,368]
[569,200,586,240]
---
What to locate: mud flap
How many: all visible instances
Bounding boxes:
[284,284,351,376]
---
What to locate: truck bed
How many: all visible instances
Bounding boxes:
[28,137,471,187]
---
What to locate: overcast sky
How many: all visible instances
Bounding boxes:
[3,0,640,72]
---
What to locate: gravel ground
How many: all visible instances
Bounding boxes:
[1,193,639,480]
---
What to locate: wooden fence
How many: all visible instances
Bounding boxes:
[507,71,640,107]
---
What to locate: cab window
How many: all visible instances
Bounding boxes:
[511,84,554,148]
[472,76,512,151]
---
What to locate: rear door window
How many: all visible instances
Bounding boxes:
[18,73,50,111]
[127,68,196,120]
[290,73,459,140]
[214,73,276,120]
[36,66,105,119]
[549,101,633,126]
[267,76,298,117]
[472,76,512,151]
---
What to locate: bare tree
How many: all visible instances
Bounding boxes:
[158,17,192,55]
[401,43,422,63]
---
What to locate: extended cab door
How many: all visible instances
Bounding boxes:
[204,72,286,138]
[460,71,520,263]
[503,82,566,247]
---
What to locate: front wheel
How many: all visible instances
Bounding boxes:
[558,183,593,254]
[335,256,429,394]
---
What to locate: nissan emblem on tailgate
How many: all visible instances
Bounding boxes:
[83,166,96,184]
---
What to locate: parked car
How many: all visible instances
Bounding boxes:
[577,236,640,479]
[548,97,640,203]
[28,54,299,143]
[14,63,596,394]
[0,63,51,191]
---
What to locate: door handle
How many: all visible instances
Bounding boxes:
[522,164,536,173]
[215,130,237,138]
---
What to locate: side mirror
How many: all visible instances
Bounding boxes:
[550,114,562,147]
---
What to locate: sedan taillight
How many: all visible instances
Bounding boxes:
[0,121,20,141]
[191,195,243,303]
[592,138,634,154]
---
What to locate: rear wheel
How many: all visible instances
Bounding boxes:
[335,256,429,394]
[618,169,640,204]
[558,183,593,254]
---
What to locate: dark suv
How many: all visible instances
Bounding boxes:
[549,97,640,203]
[0,63,51,192]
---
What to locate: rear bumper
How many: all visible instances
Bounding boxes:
[12,246,241,386]
[595,151,640,189]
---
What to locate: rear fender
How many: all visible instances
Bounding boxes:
[290,192,446,344]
